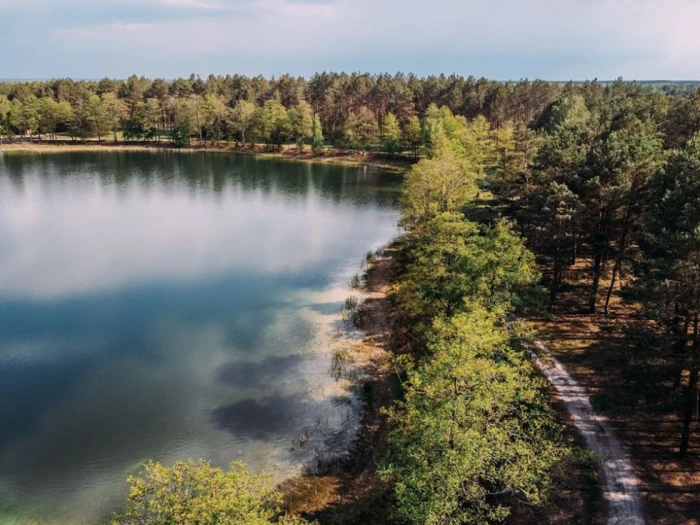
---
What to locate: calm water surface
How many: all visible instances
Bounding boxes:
[0,151,401,524]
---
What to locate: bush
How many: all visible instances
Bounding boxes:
[111,460,311,525]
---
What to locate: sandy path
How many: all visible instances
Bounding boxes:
[533,341,645,525]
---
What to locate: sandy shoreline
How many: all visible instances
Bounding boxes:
[0,141,414,172]
[282,244,401,524]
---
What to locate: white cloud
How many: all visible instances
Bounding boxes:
[7,0,700,78]
[0,168,398,300]
[109,21,155,32]
[253,0,336,16]
[159,0,229,9]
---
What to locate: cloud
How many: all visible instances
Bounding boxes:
[159,0,229,8]
[2,0,700,78]
[109,21,155,32]
[0,155,399,300]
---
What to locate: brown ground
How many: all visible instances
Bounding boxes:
[282,246,402,524]
[532,261,700,525]
[0,140,415,172]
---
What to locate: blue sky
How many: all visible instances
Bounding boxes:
[2,0,699,80]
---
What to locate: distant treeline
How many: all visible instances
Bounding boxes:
[1,73,698,151]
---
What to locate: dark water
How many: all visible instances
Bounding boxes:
[0,151,401,524]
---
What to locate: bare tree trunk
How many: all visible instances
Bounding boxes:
[672,316,691,402]
[604,177,640,315]
[680,315,699,456]
[549,257,561,313]
[680,366,698,457]
[604,258,622,316]
[590,253,602,314]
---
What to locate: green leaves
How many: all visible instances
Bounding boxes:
[344,106,379,153]
[382,112,403,156]
[382,307,566,525]
[384,109,563,523]
[396,212,541,330]
[112,460,312,525]
[311,114,324,154]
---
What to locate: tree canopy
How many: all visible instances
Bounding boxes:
[112,460,311,525]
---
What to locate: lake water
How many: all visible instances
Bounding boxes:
[0,150,401,524]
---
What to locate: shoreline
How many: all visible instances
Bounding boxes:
[0,141,415,172]
[282,243,402,524]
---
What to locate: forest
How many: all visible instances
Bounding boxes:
[0,73,697,151]
[4,73,700,523]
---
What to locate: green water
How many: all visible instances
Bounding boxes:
[0,150,401,524]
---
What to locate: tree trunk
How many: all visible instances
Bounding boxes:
[604,177,640,316]
[672,315,691,401]
[549,258,561,313]
[589,253,602,314]
[680,314,699,456]
[680,366,698,457]
[604,258,622,316]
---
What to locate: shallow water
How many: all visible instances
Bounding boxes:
[0,150,401,524]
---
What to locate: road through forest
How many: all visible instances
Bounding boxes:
[533,341,645,525]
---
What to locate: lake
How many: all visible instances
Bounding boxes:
[0,150,402,524]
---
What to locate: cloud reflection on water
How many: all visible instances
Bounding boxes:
[0,151,400,524]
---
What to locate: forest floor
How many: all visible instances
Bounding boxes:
[531,262,700,525]
[0,140,415,172]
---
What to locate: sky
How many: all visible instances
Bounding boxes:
[2,0,700,80]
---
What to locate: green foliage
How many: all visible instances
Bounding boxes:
[637,136,700,329]
[403,115,423,158]
[254,98,291,148]
[381,95,565,524]
[85,95,109,141]
[288,100,314,148]
[9,96,39,136]
[112,460,311,525]
[381,112,402,155]
[396,212,541,338]
[0,95,10,140]
[491,123,543,200]
[171,124,190,147]
[229,99,257,145]
[201,94,227,142]
[381,306,567,525]
[401,148,478,226]
[401,105,512,225]
[344,106,379,153]
[311,114,324,154]
[536,93,591,133]
[101,93,126,142]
